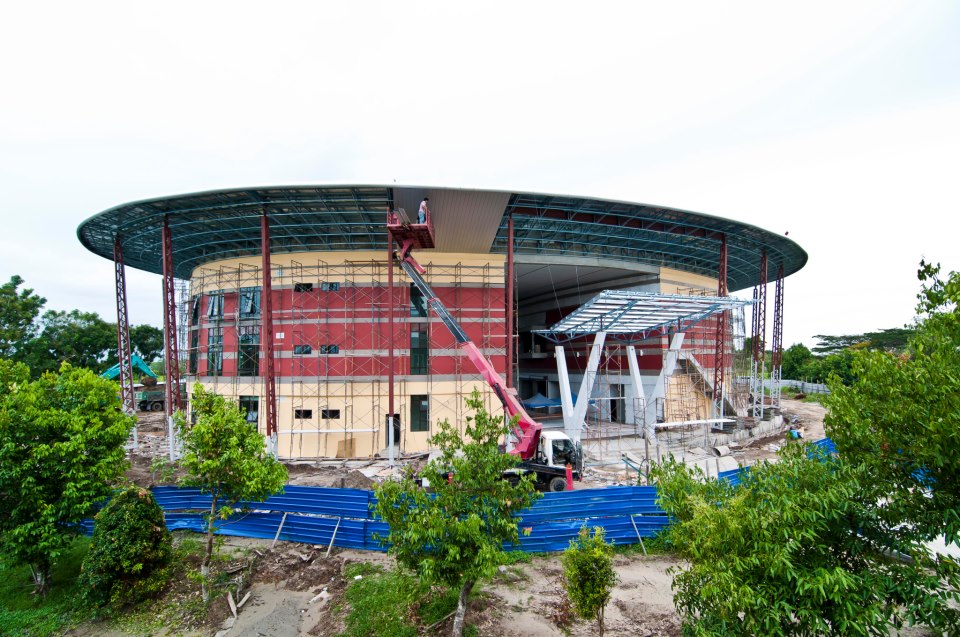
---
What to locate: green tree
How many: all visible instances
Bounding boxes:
[826,261,960,546]
[78,486,172,609]
[561,526,618,637]
[175,385,287,600]
[130,324,164,363]
[779,343,813,380]
[654,443,960,635]
[25,309,116,375]
[812,327,915,355]
[374,389,542,637]
[0,275,46,359]
[0,361,134,595]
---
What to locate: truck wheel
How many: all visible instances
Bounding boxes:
[138,401,147,411]
[548,476,567,492]
[150,401,163,411]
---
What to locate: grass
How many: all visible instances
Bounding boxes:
[0,537,91,637]
[339,562,463,637]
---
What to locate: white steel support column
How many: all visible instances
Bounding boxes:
[644,332,686,426]
[626,346,653,444]
[556,345,575,423]
[554,332,606,442]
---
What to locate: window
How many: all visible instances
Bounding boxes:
[190,295,200,325]
[410,283,428,317]
[295,409,313,419]
[410,325,428,374]
[207,327,223,376]
[319,344,339,355]
[321,409,341,419]
[189,330,199,374]
[320,282,340,291]
[410,395,429,432]
[239,287,260,318]
[294,344,312,355]
[206,292,223,319]
[294,282,313,293]
[238,326,260,376]
[239,396,259,426]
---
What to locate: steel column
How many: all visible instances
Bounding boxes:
[712,234,728,418]
[161,216,182,415]
[771,263,785,411]
[113,236,135,421]
[506,213,515,389]
[387,224,395,465]
[751,251,768,418]
[260,211,278,445]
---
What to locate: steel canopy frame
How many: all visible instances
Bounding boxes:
[78,185,806,293]
[533,290,751,343]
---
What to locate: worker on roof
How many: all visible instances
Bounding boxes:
[418,197,430,224]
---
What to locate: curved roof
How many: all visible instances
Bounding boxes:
[77,185,806,291]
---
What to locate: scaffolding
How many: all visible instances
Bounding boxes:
[184,256,504,461]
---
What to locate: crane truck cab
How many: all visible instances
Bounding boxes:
[511,429,584,492]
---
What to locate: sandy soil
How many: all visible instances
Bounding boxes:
[213,542,681,637]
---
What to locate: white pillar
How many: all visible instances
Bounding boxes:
[627,346,654,445]
[645,332,686,426]
[555,332,607,443]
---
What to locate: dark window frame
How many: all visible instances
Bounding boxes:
[410,394,430,432]
[294,408,313,419]
[321,409,341,419]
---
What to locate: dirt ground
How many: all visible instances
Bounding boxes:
[107,400,826,636]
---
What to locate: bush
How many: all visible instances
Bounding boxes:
[561,526,618,637]
[79,486,172,609]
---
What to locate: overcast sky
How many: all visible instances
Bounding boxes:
[1,1,957,349]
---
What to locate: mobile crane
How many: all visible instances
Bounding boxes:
[388,209,582,491]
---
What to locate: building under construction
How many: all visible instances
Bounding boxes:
[77,186,806,461]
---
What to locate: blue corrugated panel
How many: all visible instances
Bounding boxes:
[152,485,374,519]
[519,486,663,523]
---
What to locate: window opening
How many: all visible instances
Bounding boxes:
[238,325,260,376]
[321,409,341,419]
[239,287,260,318]
[189,330,199,374]
[410,325,428,374]
[410,283,428,317]
[410,394,429,432]
[320,282,340,291]
[294,282,313,292]
[295,408,313,419]
[319,344,340,355]
[206,292,223,319]
[239,396,259,426]
[294,344,312,355]
[207,327,223,376]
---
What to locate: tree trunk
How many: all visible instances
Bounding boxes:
[202,496,218,602]
[451,578,475,637]
[29,562,50,597]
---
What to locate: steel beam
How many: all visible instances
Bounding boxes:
[260,211,278,452]
[161,216,182,415]
[113,237,136,431]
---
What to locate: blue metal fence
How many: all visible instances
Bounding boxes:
[97,439,834,553]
